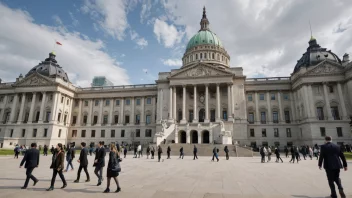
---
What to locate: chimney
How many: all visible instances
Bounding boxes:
[343,53,350,62]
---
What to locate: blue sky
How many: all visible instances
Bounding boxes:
[0,0,351,86]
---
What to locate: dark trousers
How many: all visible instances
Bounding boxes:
[124,151,127,158]
[44,151,48,156]
[285,152,288,158]
[15,152,19,159]
[179,152,184,159]
[212,153,219,161]
[167,151,170,159]
[260,154,265,163]
[24,167,38,187]
[77,165,90,180]
[276,155,283,162]
[151,151,154,159]
[325,169,343,197]
[158,153,161,162]
[289,155,295,163]
[193,152,198,160]
[50,169,66,187]
[225,152,229,160]
[94,166,103,183]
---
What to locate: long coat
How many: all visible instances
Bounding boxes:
[50,151,65,170]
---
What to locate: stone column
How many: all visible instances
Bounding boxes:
[50,92,59,123]
[173,87,177,120]
[17,93,26,124]
[323,83,332,120]
[131,97,135,124]
[231,85,235,118]
[290,92,296,123]
[175,131,179,143]
[198,132,202,144]
[302,85,311,119]
[76,99,82,126]
[308,85,316,119]
[205,84,209,123]
[9,94,19,123]
[38,92,46,123]
[108,98,114,125]
[28,93,37,123]
[97,99,103,125]
[181,86,187,124]
[277,92,284,122]
[152,96,156,123]
[186,130,190,143]
[209,130,213,144]
[193,85,198,123]
[61,95,66,124]
[141,97,145,124]
[0,95,8,122]
[159,89,163,122]
[169,87,173,121]
[254,92,260,123]
[87,99,93,126]
[227,84,233,121]
[337,83,347,120]
[266,92,271,123]
[216,84,221,122]
[119,98,124,124]
[66,97,73,126]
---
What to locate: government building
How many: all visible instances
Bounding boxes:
[0,8,351,149]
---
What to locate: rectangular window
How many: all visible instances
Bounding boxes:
[274,142,280,147]
[125,99,130,105]
[286,128,292,137]
[57,113,61,122]
[74,100,79,107]
[64,115,67,124]
[262,142,268,147]
[91,130,95,138]
[72,116,77,124]
[125,115,130,124]
[105,100,110,106]
[101,130,105,138]
[248,94,253,101]
[22,129,25,137]
[83,116,87,124]
[317,107,324,120]
[328,85,334,93]
[121,130,125,137]
[274,128,279,137]
[10,129,13,137]
[135,114,140,124]
[146,98,152,104]
[103,115,108,124]
[223,110,228,120]
[287,142,293,147]
[331,106,340,120]
[271,93,275,100]
[116,100,120,106]
[189,110,193,122]
[261,129,267,137]
[58,129,61,138]
[114,115,119,124]
[44,128,47,137]
[146,115,151,124]
[250,129,255,137]
[84,100,88,106]
[72,130,77,137]
[248,113,254,124]
[283,93,289,100]
[95,100,99,106]
[320,127,326,137]
[93,116,98,125]
[33,129,37,137]
[111,130,115,138]
[145,129,152,137]
[61,97,64,103]
[136,98,141,105]
[259,93,265,100]
[81,130,86,138]
[260,112,266,124]
[337,127,343,137]
[273,111,279,123]
[136,129,140,137]
[284,111,290,123]
[45,112,51,122]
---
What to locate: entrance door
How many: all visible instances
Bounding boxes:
[202,131,210,143]
[199,109,205,122]
[180,131,186,143]
[210,109,215,122]
[191,131,198,144]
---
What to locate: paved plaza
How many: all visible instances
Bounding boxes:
[0,154,351,198]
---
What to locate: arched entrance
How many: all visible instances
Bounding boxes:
[202,130,210,144]
[179,131,186,143]
[190,130,198,144]
[199,108,205,122]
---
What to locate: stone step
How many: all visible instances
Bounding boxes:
[159,144,238,157]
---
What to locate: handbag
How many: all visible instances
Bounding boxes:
[111,155,121,172]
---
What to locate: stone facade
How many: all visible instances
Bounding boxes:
[0,8,351,149]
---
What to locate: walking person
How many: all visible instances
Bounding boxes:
[267,146,272,162]
[295,146,300,162]
[64,144,75,172]
[103,143,121,193]
[146,146,150,159]
[93,141,106,186]
[284,146,289,158]
[50,145,55,155]
[43,145,48,156]
[19,143,39,189]
[224,146,229,160]
[14,145,20,159]
[123,147,127,158]
[314,146,319,160]
[179,147,184,159]
[302,146,307,160]
[157,146,162,162]
[289,146,296,163]
[260,146,265,163]
[151,146,155,159]
[308,146,313,160]
[89,143,93,156]
[46,143,67,191]
[137,144,142,158]
[74,142,90,183]
[274,147,283,163]
[318,136,348,198]
[193,145,198,160]
[133,146,138,158]
[211,147,219,162]
[167,146,171,159]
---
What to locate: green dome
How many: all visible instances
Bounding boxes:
[186,30,223,50]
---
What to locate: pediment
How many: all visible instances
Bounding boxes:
[13,73,57,87]
[304,61,345,76]
[170,63,233,78]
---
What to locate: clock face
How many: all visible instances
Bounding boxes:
[199,95,205,103]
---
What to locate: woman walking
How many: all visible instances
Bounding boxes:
[103,143,121,193]
[151,146,155,159]
[308,146,313,160]
[146,146,150,159]
[46,143,67,191]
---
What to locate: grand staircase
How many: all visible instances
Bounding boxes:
[159,143,253,157]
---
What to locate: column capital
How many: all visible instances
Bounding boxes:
[227,82,233,86]
[182,85,187,88]
[204,83,209,87]
[216,83,220,86]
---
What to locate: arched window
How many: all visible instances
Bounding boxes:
[204,53,207,59]
[212,53,215,59]
[217,54,220,60]
[200,53,203,59]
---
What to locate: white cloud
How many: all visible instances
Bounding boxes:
[140,0,152,23]
[92,23,99,32]
[69,12,79,27]
[161,58,182,67]
[136,38,148,48]
[52,15,63,25]
[81,0,128,40]
[121,54,126,57]
[0,3,129,87]
[129,30,148,49]
[142,69,148,73]
[153,18,184,48]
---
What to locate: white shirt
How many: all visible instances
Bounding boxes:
[137,145,141,152]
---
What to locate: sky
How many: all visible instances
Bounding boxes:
[0,0,352,87]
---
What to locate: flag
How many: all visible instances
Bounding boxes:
[56,41,62,45]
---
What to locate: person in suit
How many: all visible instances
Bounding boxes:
[179,146,184,159]
[157,146,162,162]
[167,146,171,159]
[211,147,219,162]
[103,143,121,193]
[43,145,48,156]
[19,143,39,189]
[50,145,55,155]
[259,146,265,163]
[193,145,198,160]
[289,146,296,163]
[318,136,348,198]
[64,143,75,172]
[151,146,155,159]
[46,143,67,191]
[123,146,127,158]
[74,142,90,183]
[94,141,106,186]
[274,147,283,163]
[224,146,229,160]
[146,146,150,159]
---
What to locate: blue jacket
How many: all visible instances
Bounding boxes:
[318,142,347,170]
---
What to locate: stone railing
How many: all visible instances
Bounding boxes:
[245,77,291,82]
[78,84,157,91]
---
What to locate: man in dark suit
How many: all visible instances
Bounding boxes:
[74,142,90,183]
[19,143,39,189]
[193,145,198,160]
[318,136,348,198]
[93,141,106,186]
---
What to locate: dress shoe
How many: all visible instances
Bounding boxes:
[103,188,110,193]
[85,179,90,182]
[97,182,102,186]
[61,184,67,189]
[33,180,39,186]
[46,186,54,191]
[74,180,79,183]
[115,187,121,193]
[339,189,346,198]
[21,186,27,189]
